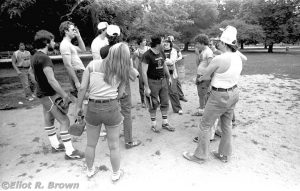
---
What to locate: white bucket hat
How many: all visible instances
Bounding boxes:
[97,22,108,30]
[219,25,237,46]
[107,25,121,36]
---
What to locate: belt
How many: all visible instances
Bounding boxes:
[149,77,165,80]
[18,66,30,69]
[88,98,116,103]
[212,85,237,92]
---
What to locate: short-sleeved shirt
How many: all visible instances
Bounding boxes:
[14,50,31,68]
[142,49,165,80]
[197,46,213,75]
[91,36,109,60]
[60,39,85,70]
[31,51,56,98]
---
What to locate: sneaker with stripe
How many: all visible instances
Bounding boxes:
[65,149,84,160]
[51,143,65,153]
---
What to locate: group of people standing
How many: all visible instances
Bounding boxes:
[13,19,245,182]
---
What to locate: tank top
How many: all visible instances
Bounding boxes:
[211,53,242,89]
[88,60,120,100]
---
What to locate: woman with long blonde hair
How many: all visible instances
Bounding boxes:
[76,42,131,181]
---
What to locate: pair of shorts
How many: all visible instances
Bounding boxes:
[85,99,123,128]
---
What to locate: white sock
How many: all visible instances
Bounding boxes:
[60,131,75,155]
[151,117,156,126]
[44,126,59,148]
[49,135,60,148]
[162,115,168,124]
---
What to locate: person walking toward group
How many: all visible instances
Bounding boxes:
[142,35,175,133]
[132,36,150,108]
[11,42,35,101]
[30,30,84,160]
[183,26,243,163]
[100,25,142,149]
[59,21,86,98]
[76,42,131,181]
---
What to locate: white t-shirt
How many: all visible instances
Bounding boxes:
[91,36,109,60]
[60,39,85,70]
[211,52,242,88]
[197,46,213,75]
[14,50,31,67]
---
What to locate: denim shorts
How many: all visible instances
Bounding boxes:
[85,99,123,128]
[39,94,58,112]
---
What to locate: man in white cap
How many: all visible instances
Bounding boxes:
[183,25,242,163]
[91,21,109,60]
[100,24,142,149]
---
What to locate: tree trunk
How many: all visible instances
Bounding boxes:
[240,42,244,49]
[184,42,189,51]
[268,43,273,53]
[90,5,99,36]
[264,43,267,49]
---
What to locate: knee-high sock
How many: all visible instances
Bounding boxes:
[60,131,75,155]
[44,126,59,148]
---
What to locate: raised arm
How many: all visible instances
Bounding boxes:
[198,58,220,82]
[74,28,86,52]
[236,50,247,62]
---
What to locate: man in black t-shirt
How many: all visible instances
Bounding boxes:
[142,36,175,133]
[30,30,84,160]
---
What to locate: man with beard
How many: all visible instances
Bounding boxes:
[30,30,84,160]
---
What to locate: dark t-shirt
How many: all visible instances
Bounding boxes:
[31,51,56,98]
[164,49,171,59]
[142,49,165,80]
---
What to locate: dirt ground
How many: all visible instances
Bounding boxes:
[0,60,300,191]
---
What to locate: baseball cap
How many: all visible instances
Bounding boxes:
[97,22,108,30]
[107,25,121,36]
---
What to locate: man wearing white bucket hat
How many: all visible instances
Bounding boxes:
[183,26,242,163]
[91,21,109,60]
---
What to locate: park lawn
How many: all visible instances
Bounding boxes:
[0,51,299,110]
[182,51,300,80]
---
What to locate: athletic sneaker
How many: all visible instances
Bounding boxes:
[87,166,100,179]
[112,169,124,183]
[51,143,65,153]
[178,110,183,115]
[65,149,84,160]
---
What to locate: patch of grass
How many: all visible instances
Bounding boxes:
[182,51,300,80]
[1,51,299,109]
[32,137,40,143]
[251,139,259,145]
[18,173,27,177]
[99,165,109,171]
